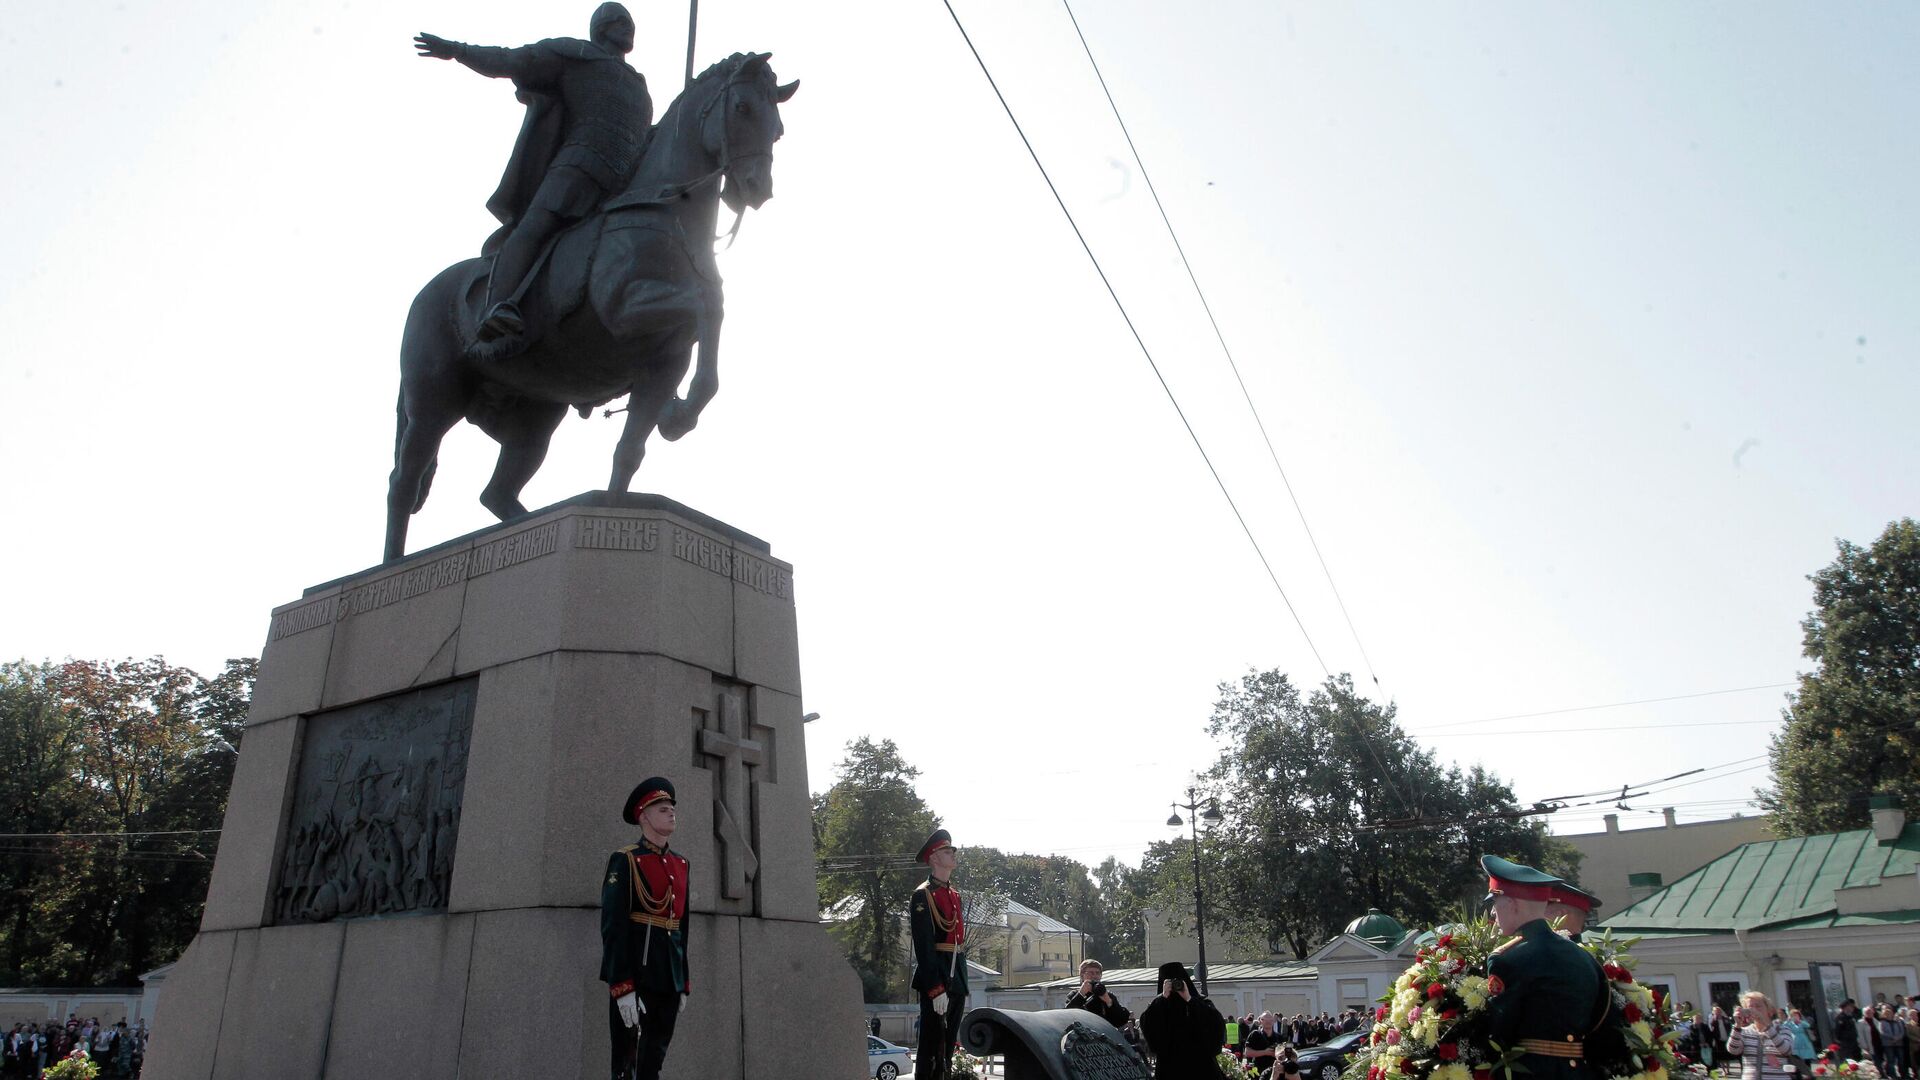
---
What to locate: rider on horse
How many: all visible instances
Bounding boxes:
[414,3,654,344]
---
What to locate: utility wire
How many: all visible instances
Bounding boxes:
[936,0,1331,685]
[1422,718,1779,738]
[1419,683,1792,732]
[939,0,1421,819]
[0,829,222,839]
[1060,0,1382,690]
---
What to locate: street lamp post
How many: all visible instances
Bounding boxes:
[1167,785,1224,997]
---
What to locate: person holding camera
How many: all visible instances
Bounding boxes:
[1725,991,1795,1080]
[1243,1013,1281,1077]
[1139,961,1225,1080]
[1065,959,1132,1029]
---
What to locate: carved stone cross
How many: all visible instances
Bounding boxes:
[698,692,764,900]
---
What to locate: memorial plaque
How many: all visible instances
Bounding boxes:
[960,1007,1151,1080]
[272,679,475,923]
[1061,1022,1152,1080]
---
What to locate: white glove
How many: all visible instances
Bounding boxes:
[616,991,643,1028]
[932,993,948,1013]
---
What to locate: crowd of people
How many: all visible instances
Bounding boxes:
[1667,991,1919,1080]
[1,1016,146,1078]
[1047,957,1366,1080]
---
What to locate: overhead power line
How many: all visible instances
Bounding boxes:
[938,0,1420,821]
[936,0,1333,685]
[1059,0,1382,689]
[1423,718,1780,738]
[1420,683,1793,732]
[0,829,222,839]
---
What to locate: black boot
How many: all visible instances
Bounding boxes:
[477,300,525,342]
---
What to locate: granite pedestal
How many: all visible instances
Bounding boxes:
[145,494,862,1080]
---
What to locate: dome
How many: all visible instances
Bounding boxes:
[1342,908,1407,950]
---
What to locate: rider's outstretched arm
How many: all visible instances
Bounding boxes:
[455,43,561,88]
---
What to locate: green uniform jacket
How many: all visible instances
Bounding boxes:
[600,840,689,998]
[1486,919,1610,1080]
[909,877,968,999]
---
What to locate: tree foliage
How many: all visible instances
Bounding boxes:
[0,656,253,987]
[1169,671,1576,960]
[813,737,939,1002]
[961,848,1146,969]
[1762,518,1920,834]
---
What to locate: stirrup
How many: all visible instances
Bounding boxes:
[477,301,525,343]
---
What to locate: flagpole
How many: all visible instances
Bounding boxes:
[684,0,699,90]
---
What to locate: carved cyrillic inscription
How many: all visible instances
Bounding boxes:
[274,679,476,924]
[575,517,660,551]
[269,522,560,639]
[268,515,790,644]
[270,598,338,640]
[468,521,558,576]
[670,527,793,601]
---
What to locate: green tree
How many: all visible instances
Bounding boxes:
[1192,670,1575,960]
[1762,519,1920,834]
[0,661,89,984]
[0,656,253,987]
[813,737,939,1002]
[1090,854,1150,966]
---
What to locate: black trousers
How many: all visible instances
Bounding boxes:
[915,991,965,1080]
[608,990,681,1080]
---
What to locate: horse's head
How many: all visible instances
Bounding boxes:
[698,52,798,213]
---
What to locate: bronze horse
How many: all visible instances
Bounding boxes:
[385,52,797,562]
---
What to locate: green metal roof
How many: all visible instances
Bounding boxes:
[1600,822,1920,933]
[1344,909,1409,950]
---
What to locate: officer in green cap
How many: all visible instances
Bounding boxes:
[1481,854,1611,1080]
[1546,880,1601,942]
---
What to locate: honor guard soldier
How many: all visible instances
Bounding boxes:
[1482,855,1611,1080]
[602,777,690,1080]
[1546,880,1601,941]
[910,829,967,1080]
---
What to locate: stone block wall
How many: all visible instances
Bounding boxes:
[145,495,862,1080]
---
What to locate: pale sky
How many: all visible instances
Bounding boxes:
[3,2,1915,872]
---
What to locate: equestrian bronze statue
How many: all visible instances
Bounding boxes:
[388,6,797,562]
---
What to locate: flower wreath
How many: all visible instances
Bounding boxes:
[1808,1047,1885,1080]
[1347,919,1682,1080]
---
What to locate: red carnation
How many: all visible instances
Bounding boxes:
[1428,982,1446,998]
[1438,934,1454,946]
[1378,1005,1390,1020]
[1828,1046,1842,1055]
[1474,1070,1493,1080]
[1624,1003,1643,1022]
[1438,1044,1460,1061]
[1442,1009,1460,1020]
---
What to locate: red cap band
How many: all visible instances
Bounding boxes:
[1547,887,1594,912]
[1487,877,1556,902]
[632,789,674,817]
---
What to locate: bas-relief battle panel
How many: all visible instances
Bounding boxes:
[273,680,476,924]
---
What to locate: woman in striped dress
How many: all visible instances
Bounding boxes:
[1726,992,1797,1080]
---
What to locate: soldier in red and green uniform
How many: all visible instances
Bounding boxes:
[601,777,689,1080]
[1482,855,1610,1080]
[910,829,967,1080]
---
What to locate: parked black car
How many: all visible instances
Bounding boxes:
[1293,1030,1369,1080]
